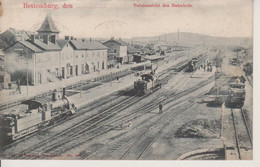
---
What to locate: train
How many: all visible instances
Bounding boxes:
[243,62,253,76]
[134,72,161,95]
[0,88,76,142]
[228,76,246,108]
[186,58,199,72]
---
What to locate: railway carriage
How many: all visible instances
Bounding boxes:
[134,73,161,95]
[0,88,76,142]
[228,77,246,108]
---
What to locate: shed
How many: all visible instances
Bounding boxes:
[144,55,165,69]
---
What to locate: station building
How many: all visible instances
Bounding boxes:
[4,15,107,86]
[103,38,127,67]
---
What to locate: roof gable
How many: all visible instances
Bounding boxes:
[56,39,70,49]
[103,39,127,46]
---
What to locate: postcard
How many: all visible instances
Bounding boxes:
[0,0,254,161]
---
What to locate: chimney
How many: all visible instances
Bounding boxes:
[70,36,74,40]
[50,35,56,44]
[65,36,69,40]
[31,35,35,43]
[52,92,56,101]
[90,38,92,42]
[43,35,48,44]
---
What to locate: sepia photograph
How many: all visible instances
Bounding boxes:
[0,0,255,163]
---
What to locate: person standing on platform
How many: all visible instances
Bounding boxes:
[159,102,163,114]
[16,79,21,94]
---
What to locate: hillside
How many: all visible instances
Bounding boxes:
[131,32,253,47]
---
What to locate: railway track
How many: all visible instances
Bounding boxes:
[2,93,126,150]
[228,108,253,160]
[3,49,208,159]
[14,90,157,159]
[12,53,192,159]
[86,81,211,160]
[39,53,212,158]
[83,75,215,159]
[132,102,197,160]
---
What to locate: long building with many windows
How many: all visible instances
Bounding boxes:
[4,15,107,86]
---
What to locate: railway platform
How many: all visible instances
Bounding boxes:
[0,62,149,109]
[66,55,191,109]
[191,66,216,78]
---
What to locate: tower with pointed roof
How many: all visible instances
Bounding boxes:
[37,14,59,44]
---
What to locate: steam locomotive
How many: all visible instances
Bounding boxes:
[228,76,246,108]
[134,72,161,95]
[186,58,199,72]
[0,88,76,142]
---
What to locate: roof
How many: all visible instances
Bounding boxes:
[22,98,51,106]
[17,40,44,53]
[31,39,61,51]
[56,39,70,49]
[70,40,107,50]
[103,38,128,46]
[38,15,60,33]
[5,38,62,53]
[144,55,165,61]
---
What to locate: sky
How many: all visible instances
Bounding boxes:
[0,0,253,38]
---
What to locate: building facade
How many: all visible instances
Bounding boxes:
[4,15,108,86]
[103,38,127,67]
[0,50,11,89]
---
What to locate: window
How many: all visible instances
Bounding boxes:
[114,49,116,53]
[81,64,84,74]
[82,55,84,58]
[55,68,59,76]
[75,65,78,76]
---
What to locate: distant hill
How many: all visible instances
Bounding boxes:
[131,32,253,48]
